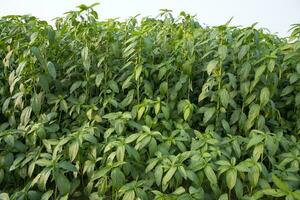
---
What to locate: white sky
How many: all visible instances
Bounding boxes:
[0,0,299,37]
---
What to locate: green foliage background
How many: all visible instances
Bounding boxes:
[1,3,300,200]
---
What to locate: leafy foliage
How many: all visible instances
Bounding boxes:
[0,4,300,200]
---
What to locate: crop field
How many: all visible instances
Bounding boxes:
[0,3,300,200]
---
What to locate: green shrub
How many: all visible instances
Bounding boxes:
[0,3,300,200]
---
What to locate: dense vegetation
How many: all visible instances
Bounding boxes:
[1,3,300,200]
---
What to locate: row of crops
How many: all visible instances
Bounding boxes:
[0,3,300,200]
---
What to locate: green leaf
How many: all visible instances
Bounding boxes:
[255,65,266,80]
[218,193,228,200]
[221,119,231,133]
[238,45,249,60]
[137,106,145,120]
[54,170,70,195]
[59,194,69,200]
[240,62,251,81]
[292,191,300,200]
[47,62,56,79]
[103,112,121,119]
[35,159,52,167]
[91,167,110,181]
[41,191,53,200]
[178,166,187,180]
[219,89,230,108]
[236,161,251,173]
[60,99,68,113]
[253,143,264,161]
[38,74,50,93]
[207,60,218,75]
[38,169,51,190]
[272,174,290,193]
[95,73,104,87]
[243,94,255,108]
[145,159,158,173]
[230,109,240,124]
[120,90,134,108]
[114,119,125,134]
[247,104,260,122]
[204,165,217,185]
[2,98,10,113]
[182,59,193,75]
[135,65,143,81]
[234,178,243,198]
[155,165,163,186]
[240,81,250,97]
[69,141,79,162]
[226,169,237,190]
[203,107,216,123]
[183,107,190,121]
[281,86,294,97]
[247,135,264,149]
[289,74,299,84]
[109,80,119,93]
[249,166,260,187]
[70,81,82,93]
[81,46,89,70]
[20,106,32,126]
[122,75,133,90]
[0,193,9,200]
[116,145,125,162]
[159,81,168,96]
[261,189,285,197]
[154,101,160,115]
[267,59,275,72]
[111,168,125,189]
[216,160,231,166]
[123,190,135,200]
[31,46,46,67]
[58,161,77,172]
[173,187,185,195]
[260,87,270,106]
[162,166,177,186]
[31,93,42,116]
[218,45,227,60]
